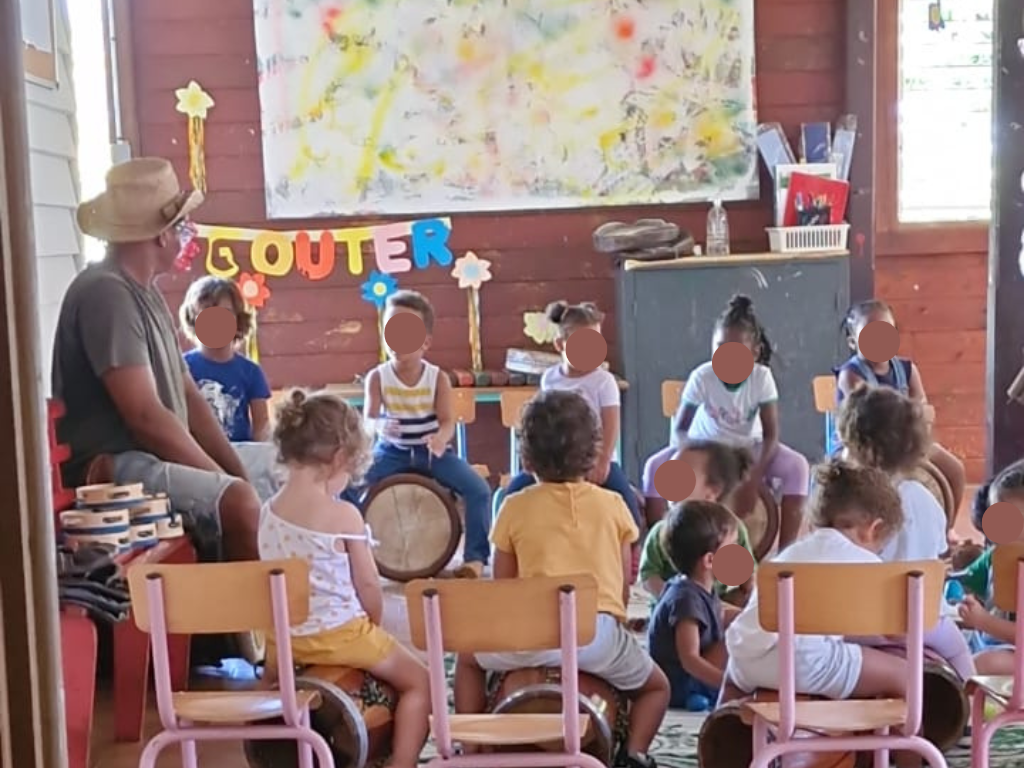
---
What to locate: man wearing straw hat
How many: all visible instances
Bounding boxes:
[52,158,265,562]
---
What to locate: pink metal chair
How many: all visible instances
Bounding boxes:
[742,560,948,768]
[967,542,1024,767]
[125,559,334,768]
[404,574,607,768]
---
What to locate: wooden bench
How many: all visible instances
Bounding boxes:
[48,400,197,747]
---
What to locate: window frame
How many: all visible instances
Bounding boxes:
[875,0,988,256]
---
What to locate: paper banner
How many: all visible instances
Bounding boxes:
[199,217,453,282]
[175,81,214,192]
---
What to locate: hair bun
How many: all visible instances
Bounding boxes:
[276,388,309,431]
[813,459,847,486]
[545,300,569,324]
[728,294,753,313]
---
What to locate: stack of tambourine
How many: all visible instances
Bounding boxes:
[61,483,184,553]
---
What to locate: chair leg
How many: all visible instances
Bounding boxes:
[138,737,167,768]
[906,736,949,768]
[301,729,336,768]
[180,739,198,768]
[970,691,993,768]
[297,709,315,768]
[873,727,890,768]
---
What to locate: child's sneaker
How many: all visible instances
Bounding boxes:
[616,752,657,768]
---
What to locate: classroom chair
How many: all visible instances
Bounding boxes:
[451,388,490,480]
[661,379,685,440]
[404,574,606,768]
[966,542,1024,767]
[743,560,948,768]
[491,389,536,519]
[126,559,335,768]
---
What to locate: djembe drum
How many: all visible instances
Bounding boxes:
[487,668,625,766]
[908,459,957,530]
[740,486,781,561]
[244,666,396,768]
[363,473,462,581]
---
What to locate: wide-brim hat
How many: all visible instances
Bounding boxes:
[76,157,204,243]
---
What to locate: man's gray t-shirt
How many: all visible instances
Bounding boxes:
[52,260,189,484]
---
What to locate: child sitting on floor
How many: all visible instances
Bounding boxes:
[639,440,755,602]
[179,275,272,443]
[663,294,809,548]
[956,459,1024,675]
[835,299,966,517]
[648,500,740,711]
[725,460,911,700]
[501,300,640,524]
[259,390,429,768]
[455,390,669,768]
[360,290,492,578]
[837,386,975,679]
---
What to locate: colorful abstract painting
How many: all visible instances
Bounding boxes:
[252,0,758,218]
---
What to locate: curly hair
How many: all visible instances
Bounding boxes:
[837,385,929,474]
[809,459,903,538]
[546,300,605,339]
[274,389,372,480]
[715,294,772,366]
[179,275,253,344]
[519,390,599,482]
[661,500,739,577]
[387,290,436,333]
[680,440,755,501]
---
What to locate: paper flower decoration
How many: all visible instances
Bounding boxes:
[174,81,215,193]
[361,270,399,308]
[523,311,559,345]
[237,272,271,309]
[450,251,493,289]
[175,81,215,119]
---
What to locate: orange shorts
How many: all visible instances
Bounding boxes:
[268,616,397,670]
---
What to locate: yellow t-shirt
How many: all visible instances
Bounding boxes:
[491,481,639,621]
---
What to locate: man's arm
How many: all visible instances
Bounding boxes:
[103,366,222,472]
[183,376,248,479]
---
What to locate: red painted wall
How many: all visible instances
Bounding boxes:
[131,0,990,482]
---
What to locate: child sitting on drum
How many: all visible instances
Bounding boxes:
[652,295,809,549]
[725,460,913,700]
[647,500,740,711]
[837,386,975,679]
[360,290,492,578]
[259,390,429,768]
[956,459,1024,675]
[454,390,669,768]
[500,300,641,524]
[835,299,966,517]
[639,440,755,603]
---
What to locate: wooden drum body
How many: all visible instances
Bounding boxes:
[921,656,969,751]
[698,691,855,768]
[244,666,396,768]
[487,668,625,766]
[909,460,957,530]
[739,485,780,562]
[363,473,462,582]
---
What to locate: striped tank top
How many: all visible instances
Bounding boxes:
[379,362,440,447]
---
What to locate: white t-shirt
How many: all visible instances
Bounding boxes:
[725,528,880,661]
[678,361,777,447]
[541,365,620,419]
[878,480,947,562]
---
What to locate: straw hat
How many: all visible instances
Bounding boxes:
[76,157,204,243]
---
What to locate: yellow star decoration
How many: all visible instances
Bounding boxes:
[523,311,559,345]
[175,81,215,120]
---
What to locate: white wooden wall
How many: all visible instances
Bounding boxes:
[25,0,82,392]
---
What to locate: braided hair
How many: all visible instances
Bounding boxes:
[715,294,772,366]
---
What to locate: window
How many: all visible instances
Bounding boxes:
[898,0,992,223]
[879,0,993,234]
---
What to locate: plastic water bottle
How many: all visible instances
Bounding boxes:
[706,198,730,255]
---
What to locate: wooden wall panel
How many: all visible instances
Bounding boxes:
[134,0,849,480]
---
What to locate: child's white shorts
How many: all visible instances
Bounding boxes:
[726,639,863,700]
[476,613,653,692]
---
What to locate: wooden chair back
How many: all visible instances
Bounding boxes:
[451,388,477,425]
[128,559,311,635]
[499,389,536,430]
[992,542,1024,613]
[405,574,598,653]
[661,380,685,419]
[757,560,944,635]
[812,375,837,414]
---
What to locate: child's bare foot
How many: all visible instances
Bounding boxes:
[453,561,483,578]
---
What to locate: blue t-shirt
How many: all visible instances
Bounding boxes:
[183,349,271,442]
[648,576,722,708]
